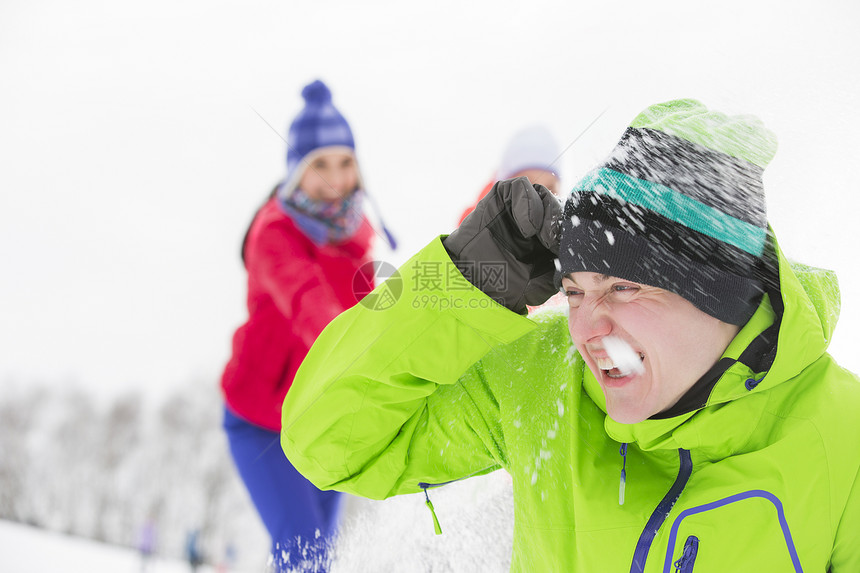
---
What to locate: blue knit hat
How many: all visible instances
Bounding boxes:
[558,99,778,325]
[285,79,356,181]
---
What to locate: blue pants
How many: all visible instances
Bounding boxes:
[223,406,342,571]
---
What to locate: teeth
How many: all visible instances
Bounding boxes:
[595,353,644,371]
[598,336,645,376]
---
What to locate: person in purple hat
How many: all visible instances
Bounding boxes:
[220,79,386,572]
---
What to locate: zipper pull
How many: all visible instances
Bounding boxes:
[619,443,628,506]
[674,535,699,572]
[420,484,443,535]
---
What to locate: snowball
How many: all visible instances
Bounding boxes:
[603,335,645,376]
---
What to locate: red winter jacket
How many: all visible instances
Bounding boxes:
[221,197,375,430]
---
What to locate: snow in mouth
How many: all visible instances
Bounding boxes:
[599,336,645,378]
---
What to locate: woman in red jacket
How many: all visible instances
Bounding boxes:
[221,79,379,572]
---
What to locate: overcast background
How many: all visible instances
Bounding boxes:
[2,0,859,404]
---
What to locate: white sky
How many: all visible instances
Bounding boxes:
[1,0,859,402]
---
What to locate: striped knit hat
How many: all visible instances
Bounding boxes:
[284,79,357,189]
[558,99,778,325]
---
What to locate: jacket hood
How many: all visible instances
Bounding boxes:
[588,229,841,454]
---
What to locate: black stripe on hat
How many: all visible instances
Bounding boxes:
[557,213,764,325]
[563,191,761,277]
[604,127,767,227]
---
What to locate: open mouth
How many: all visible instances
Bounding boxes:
[596,352,645,378]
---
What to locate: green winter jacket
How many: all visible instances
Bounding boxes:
[281,234,860,572]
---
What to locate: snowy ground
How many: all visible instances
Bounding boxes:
[0,520,238,573]
[333,471,515,572]
[0,470,514,573]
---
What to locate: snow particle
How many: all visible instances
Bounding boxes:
[604,230,615,245]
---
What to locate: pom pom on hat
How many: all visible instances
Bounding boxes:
[301,79,333,104]
[497,125,561,180]
[558,99,777,326]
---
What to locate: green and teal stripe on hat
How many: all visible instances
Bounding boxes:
[573,167,767,257]
[558,99,777,325]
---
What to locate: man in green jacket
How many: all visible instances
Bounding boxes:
[282,99,860,571]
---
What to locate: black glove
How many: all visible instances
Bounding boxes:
[443,176,561,315]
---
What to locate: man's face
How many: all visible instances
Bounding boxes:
[562,272,739,424]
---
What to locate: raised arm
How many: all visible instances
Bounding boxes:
[281,178,561,499]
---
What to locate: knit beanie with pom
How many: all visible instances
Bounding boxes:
[283,79,358,192]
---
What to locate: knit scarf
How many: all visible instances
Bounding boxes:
[279,187,365,246]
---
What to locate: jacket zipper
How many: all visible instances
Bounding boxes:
[417,467,495,536]
[420,487,443,535]
[673,535,699,572]
[619,443,628,505]
[629,448,693,573]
